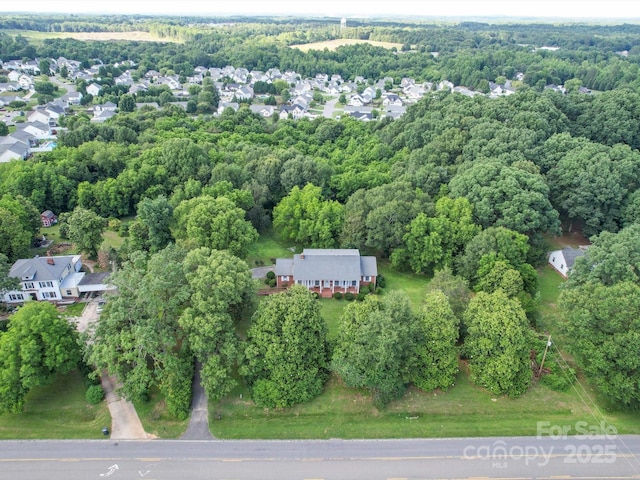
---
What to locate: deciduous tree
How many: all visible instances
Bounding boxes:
[66,207,106,258]
[332,292,416,407]
[560,281,640,407]
[173,195,258,257]
[411,291,459,392]
[180,248,256,401]
[0,302,81,413]
[242,286,329,408]
[463,290,532,397]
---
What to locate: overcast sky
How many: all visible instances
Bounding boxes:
[1,0,639,20]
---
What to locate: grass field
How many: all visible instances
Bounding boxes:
[290,38,403,52]
[0,370,111,439]
[0,29,181,45]
[245,229,295,267]
[133,388,189,439]
[210,362,640,439]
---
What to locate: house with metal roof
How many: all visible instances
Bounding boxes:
[275,249,377,298]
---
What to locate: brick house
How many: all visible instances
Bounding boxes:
[275,249,377,298]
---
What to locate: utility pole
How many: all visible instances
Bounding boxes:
[538,334,552,377]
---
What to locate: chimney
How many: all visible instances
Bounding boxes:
[47,257,55,265]
[300,253,305,260]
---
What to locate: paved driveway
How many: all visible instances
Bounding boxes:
[71,298,154,440]
[251,266,274,279]
[70,299,99,334]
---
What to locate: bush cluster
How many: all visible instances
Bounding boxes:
[85,385,105,404]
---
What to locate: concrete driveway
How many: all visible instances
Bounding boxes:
[70,298,154,440]
[70,299,99,334]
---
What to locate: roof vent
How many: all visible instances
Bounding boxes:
[47,257,55,265]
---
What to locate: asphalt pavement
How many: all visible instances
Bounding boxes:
[180,362,214,440]
[2,435,639,479]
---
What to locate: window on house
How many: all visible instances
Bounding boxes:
[561,264,564,270]
[335,280,341,286]
[296,280,302,285]
[351,280,357,287]
[323,280,330,287]
[315,280,320,287]
[8,293,23,301]
[38,281,54,288]
[364,276,371,282]
[281,275,289,281]
[66,290,72,296]
[24,282,34,289]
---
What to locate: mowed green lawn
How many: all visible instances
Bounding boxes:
[209,236,640,439]
[211,361,640,439]
[0,370,111,439]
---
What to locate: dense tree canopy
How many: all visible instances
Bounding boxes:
[463,290,532,397]
[173,195,258,257]
[449,158,560,235]
[242,286,329,408]
[180,248,256,400]
[411,290,459,392]
[273,183,344,248]
[89,245,193,418]
[560,282,640,407]
[332,293,416,406]
[0,302,81,413]
[568,223,640,287]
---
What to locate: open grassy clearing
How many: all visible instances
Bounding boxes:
[290,38,403,52]
[0,29,181,45]
[210,361,640,439]
[245,229,295,267]
[0,370,111,439]
[133,388,189,439]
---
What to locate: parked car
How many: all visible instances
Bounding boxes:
[96,300,106,313]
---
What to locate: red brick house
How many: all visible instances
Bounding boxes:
[275,249,377,298]
[40,210,57,227]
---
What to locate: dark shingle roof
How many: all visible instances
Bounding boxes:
[275,249,377,280]
[561,247,585,269]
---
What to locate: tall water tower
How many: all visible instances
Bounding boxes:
[340,18,347,31]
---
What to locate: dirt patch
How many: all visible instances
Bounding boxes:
[47,243,72,255]
[291,39,403,52]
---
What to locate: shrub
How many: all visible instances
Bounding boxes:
[368,282,376,293]
[270,258,276,265]
[356,293,366,301]
[86,385,105,404]
[107,218,122,231]
[539,361,576,391]
[268,278,277,287]
[333,292,343,300]
[266,271,276,280]
[344,292,355,301]
[376,275,386,288]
